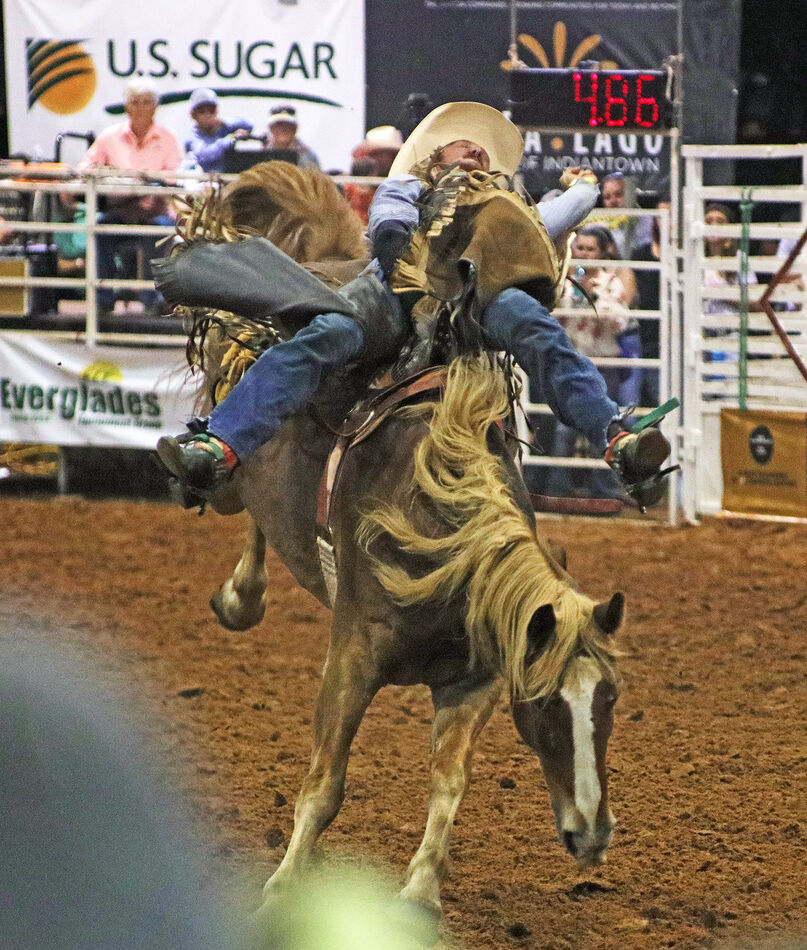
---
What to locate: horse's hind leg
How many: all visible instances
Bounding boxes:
[210,519,267,631]
[399,675,503,921]
[260,630,379,899]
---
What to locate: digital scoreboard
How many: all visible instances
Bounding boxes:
[508,68,675,134]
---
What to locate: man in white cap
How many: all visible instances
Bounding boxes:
[184,87,253,173]
[351,125,403,177]
[156,102,672,510]
[265,104,320,168]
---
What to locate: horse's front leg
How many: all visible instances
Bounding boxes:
[399,675,503,920]
[261,634,379,899]
[210,518,267,631]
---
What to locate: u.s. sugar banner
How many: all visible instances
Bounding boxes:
[3,0,365,171]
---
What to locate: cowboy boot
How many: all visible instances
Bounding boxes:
[604,424,672,511]
[156,431,238,503]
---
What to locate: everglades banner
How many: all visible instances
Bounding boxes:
[0,334,195,447]
[2,0,365,171]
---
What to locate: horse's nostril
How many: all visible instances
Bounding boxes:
[562,830,577,855]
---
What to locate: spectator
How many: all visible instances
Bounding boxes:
[701,202,762,394]
[703,202,758,315]
[183,87,252,173]
[0,643,245,950]
[600,229,642,409]
[630,201,670,406]
[546,225,631,499]
[52,191,87,279]
[343,126,403,225]
[77,78,181,315]
[601,172,651,257]
[265,105,320,168]
[351,125,402,178]
[343,156,379,226]
[769,207,804,311]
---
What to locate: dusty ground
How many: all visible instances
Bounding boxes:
[2,491,806,950]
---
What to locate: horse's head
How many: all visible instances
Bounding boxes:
[511,592,623,869]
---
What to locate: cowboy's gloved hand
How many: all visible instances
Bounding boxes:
[374,223,412,280]
[560,167,598,189]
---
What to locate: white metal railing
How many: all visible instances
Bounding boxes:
[0,164,383,348]
[681,143,807,521]
[516,206,679,523]
[0,166,196,346]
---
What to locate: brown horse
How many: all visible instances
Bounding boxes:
[170,163,624,930]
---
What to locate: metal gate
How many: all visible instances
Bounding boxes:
[517,204,680,523]
[680,144,807,522]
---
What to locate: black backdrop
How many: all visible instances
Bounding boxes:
[366,0,740,146]
[1,0,799,161]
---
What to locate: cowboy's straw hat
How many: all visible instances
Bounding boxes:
[389,102,524,177]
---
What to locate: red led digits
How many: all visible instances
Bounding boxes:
[566,69,666,130]
[635,73,660,127]
[573,71,600,126]
[604,74,628,126]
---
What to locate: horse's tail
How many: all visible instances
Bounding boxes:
[358,355,605,700]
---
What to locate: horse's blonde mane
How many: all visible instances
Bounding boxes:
[224,161,368,262]
[358,355,616,700]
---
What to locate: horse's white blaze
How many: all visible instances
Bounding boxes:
[560,657,602,829]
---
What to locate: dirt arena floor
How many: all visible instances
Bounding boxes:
[2,491,806,950]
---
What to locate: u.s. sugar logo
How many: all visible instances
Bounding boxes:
[27,38,97,114]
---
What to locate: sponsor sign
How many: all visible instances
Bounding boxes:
[3,0,365,171]
[721,408,807,518]
[0,333,196,448]
[519,129,670,197]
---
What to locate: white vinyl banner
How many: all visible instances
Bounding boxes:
[3,0,365,171]
[0,333,197,448]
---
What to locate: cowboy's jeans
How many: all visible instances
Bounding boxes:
[206,287,618,461]
[482,288,618,450]
[207,312,365,460]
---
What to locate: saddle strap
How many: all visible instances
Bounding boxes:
[315,367,449,606]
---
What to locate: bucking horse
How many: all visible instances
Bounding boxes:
[158,161,624,933]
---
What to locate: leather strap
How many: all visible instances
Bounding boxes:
[316,367,449,547]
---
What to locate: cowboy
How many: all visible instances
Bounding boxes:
[156,102,672,509]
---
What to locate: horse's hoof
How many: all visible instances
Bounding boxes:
[388,895,442,947]
[209,590,265,631]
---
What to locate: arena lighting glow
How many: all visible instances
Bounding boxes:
[508,68,675,133]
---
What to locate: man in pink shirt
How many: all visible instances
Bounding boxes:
[79,79,181,314]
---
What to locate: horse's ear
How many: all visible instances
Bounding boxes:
[592,592,625,636]
[525,603,556,665]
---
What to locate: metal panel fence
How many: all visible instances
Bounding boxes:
[515,206,680,523]
[680,144,807,521]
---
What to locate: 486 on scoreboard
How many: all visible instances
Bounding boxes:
[508,68,675,133]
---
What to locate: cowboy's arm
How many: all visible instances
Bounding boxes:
[187,129,232,171]
[367,175,423,278]
[539,177,599,241]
